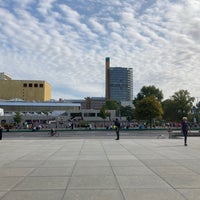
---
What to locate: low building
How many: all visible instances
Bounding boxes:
[84,97,106,109]
[0,101,121,128]
[0,101,81,113]
[0,72,51,101]
[62,97,106,110]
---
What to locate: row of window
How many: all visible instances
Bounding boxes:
[23,83,44,88]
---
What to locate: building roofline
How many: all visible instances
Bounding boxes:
[0,101,81,107]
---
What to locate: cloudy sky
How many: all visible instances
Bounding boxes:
[0,0,199,101]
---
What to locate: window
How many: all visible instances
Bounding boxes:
[39,84,43,88]
[23,83,27,87]
[29,83,33,87]
[34,83,38,87]
[84,113,96,117]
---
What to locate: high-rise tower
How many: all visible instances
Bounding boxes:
[105,58,133,103]
[105,57,110,100]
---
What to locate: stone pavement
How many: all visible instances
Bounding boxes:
[0,137,200,200]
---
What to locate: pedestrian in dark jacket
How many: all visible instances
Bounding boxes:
[114,118,120,140]
[181,117,189,146]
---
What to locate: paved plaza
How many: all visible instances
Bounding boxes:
[1,136,200,200]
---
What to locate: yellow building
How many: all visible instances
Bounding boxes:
[0,79,51,101]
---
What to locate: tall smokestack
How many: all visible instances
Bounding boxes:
[105,57,110,100]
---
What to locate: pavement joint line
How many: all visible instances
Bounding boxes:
[100,140,127,200]
[2,138,200,199]
[60,139,86,200]
[118,140,189,200]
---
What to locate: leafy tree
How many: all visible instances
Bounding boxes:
[171,90,195,121]
[120,106,134,121]
[101,100,121,117]
[99,106,108,120]
[162,99,177,122]
[133,85,163,105]
[104,100,121,110]
[13,112,23,124]
[134,96,163,128]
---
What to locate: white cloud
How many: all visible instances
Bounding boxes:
[0,0,199,100]
[88,18,107,35]
[37,0,56,15]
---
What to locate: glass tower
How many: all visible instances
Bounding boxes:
[109,67,133,102]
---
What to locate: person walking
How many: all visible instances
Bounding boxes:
[181,117,189,146]
[114,118,120,140]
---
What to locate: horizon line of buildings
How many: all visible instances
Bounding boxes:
[0,58,133,111]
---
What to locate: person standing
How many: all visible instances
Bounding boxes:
[181,117,189,146]
[0,125,3,140]
[114,118,120,140]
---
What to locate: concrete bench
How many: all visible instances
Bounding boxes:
[169,130,200,139]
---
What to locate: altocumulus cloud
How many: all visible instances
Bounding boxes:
[0,0,199,100]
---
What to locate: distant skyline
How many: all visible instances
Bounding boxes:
[0,0,199,101]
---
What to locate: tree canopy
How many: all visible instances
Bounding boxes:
[120,106,134,121]
[104,100,121,110]
[13,112,23,124]
[171,90,195,121]
[134,96,163,127]
[133,85,163,105]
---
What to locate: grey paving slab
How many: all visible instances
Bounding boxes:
[72,166,114,176]
[3,160,44,168]
[0,192,6,199]
[0,168,34,177]
[0,177,23,191]
[122,189,186,200]
[1,137,200,200]
[107,155,138,160]
[140,159,180,167]
[150,166,197,177]
[78,155,107,160]
[40,160,76,167]
[163,174,200,188]
[80,151,105,155]
[63,189,124,200]
[75,160,110,167]
[178,189,200,200]
[109,159,145,167]
[47,155,79,160]
[113,166,155,176]
[69,176,118,189]
[0,190,65,200]
[116,175,171,189]
[13,177,70,190]
[29,167,73,176]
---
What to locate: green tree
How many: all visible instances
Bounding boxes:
[13,112,23,125]
[120,106,134,121]
[162,99,177,122]
[133,85,163,105]
[102,100,121,117]
[171,90,195,121]
[104,100,121,110]
[134,96,163,128]
[99,106,108,120]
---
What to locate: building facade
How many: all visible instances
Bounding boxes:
[60,97,106,110]
[0,101,80,113]
[0,101,120,127]
[105,58,133,103]
[0,78,51,102]
[84,97,106,109]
